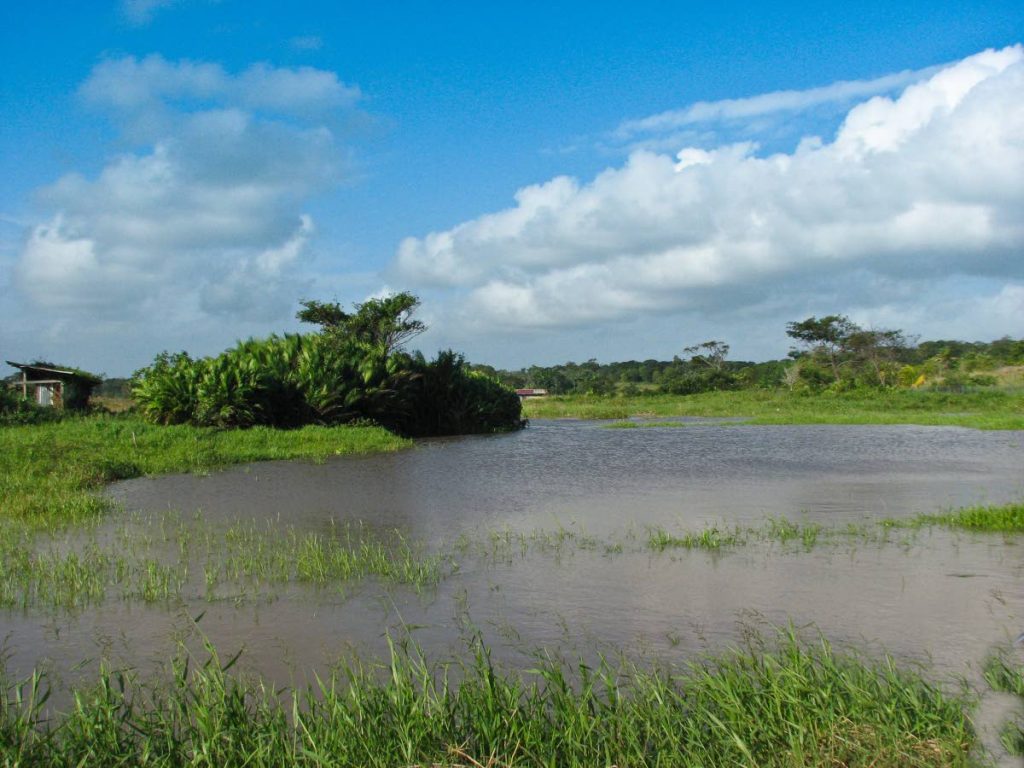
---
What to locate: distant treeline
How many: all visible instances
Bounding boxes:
[473,319,1024,396]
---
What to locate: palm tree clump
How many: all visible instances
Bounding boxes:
[133,294,523,437]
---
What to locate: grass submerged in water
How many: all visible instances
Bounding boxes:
[644,502,1024,555]
[884,503,1024,533]
[982,649,1024,757]
[0,515,446,610]
[1,629,977,767]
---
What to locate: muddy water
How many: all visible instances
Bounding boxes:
[112,420,1024,538]
[3,421,1024,734]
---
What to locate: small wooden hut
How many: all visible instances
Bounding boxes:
[5,361,102,411]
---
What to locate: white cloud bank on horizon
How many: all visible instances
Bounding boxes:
[15,55,359,331]
[395,46,1024,340]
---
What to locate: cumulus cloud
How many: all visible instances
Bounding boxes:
[15,56,360,340]
[81,55,360,117]
[395,46,1024,337]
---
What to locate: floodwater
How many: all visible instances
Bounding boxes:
[3,419,1024,753]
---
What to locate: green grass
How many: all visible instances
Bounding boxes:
[884,503,1024,532]
[645,517,885,554]
[983,650,1024,698]
[0,414,410,528]
[0,629,977,767]
[647,524,746,551]
[524,388,1024,429]
[983,649,1024,758]
[645,504,1024,556]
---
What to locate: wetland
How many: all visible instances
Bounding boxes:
[3,416,1024,765]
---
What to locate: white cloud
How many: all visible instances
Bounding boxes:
[14,56,361,346]
[121,0,177,26]
[614,64,944,143]
[394,46,1024,341]
[81,55,360,117]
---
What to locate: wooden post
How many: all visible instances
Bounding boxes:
[21,370,27,399]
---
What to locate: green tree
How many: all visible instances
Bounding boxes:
[298,292,426,357]
[786,315,858,383]
[683,340,730,372]
[296,300,349,328]
[843,328,911,386]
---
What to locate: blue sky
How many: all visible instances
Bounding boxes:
[2,1,1022,375]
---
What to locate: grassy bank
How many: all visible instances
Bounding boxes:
[0,415,409,528]
[1,630,977,767]
[524,388,1024,429]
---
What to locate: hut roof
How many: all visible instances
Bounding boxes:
[6,361,102,384]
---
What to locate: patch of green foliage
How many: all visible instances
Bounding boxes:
[132,294,523,436]
[0,415,409,528]
[524,387,1024,429]
[0,386,64,426]
[0,629,975,767]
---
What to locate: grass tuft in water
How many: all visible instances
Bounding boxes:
[983,650,1024,697]
[885,502,1024,532]
[0,629,976,767]
[1000,719,1024,757]
[647,517,833,554]
[647,524,745,551]
[982,645,1024,759]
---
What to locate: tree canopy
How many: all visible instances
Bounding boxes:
[298,292,425,356]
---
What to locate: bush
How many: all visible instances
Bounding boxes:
[0,387,63,426]
[132,338,523,437]
[376,351,524,437]
[660,369,739,395]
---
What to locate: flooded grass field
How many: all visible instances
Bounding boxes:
[3,419,1024,764]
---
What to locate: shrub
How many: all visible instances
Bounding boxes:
[0,387,63,425]
[132,338,523,436]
